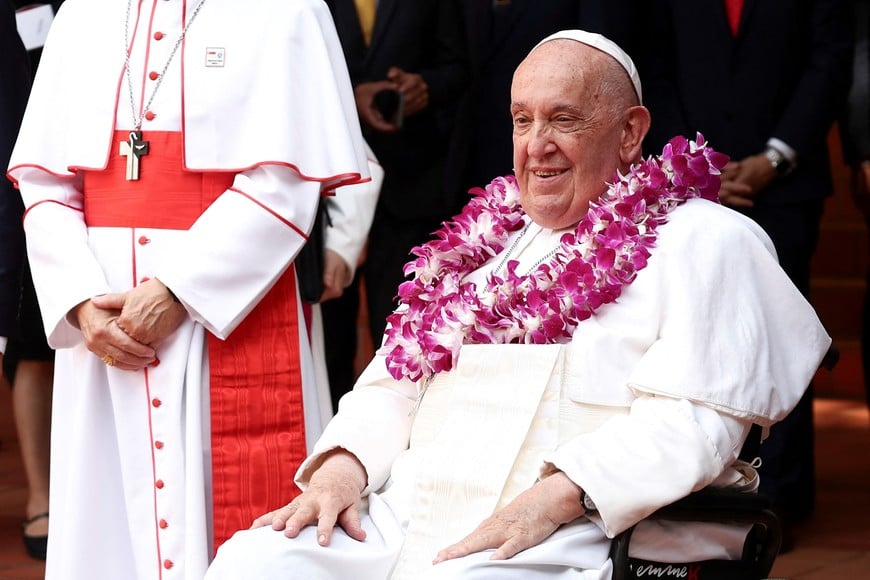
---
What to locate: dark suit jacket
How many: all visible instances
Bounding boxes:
[841,0,870,164]
[456,0,642,190]
[1,0,32,337]
[325,0,469,219]
[640,0,853,205]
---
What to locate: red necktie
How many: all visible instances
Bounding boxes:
[725,0,743,35]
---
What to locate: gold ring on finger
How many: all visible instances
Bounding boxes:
[102,354,115,367]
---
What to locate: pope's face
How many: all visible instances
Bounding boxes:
[511,42,628,229]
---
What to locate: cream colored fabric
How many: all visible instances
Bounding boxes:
[392,344,561,578]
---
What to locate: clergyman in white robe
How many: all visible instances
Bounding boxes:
[6,0,369,578]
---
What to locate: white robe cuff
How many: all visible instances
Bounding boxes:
[295,355,416,495]
[544,396,751,537]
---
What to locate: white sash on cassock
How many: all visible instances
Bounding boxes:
[390,344,562,579]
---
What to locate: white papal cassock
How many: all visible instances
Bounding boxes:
[206,199,831,579]
[7,0,369,579]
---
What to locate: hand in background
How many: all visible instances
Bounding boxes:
[387,66,429,117]
[718,153,776,208]
[320,249,351,303]
[354,80,401,133]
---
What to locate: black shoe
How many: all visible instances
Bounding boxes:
[21,512,48,561]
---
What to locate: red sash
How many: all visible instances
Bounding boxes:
[83,130,306,551]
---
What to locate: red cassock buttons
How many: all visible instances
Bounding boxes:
[151,357,161,368]
[149,71,159,81]
[159,519,169,529]
[154,31,164,40]
[155,479,165,489]
[144,111,156,121]
[163,559,173,569]
[138,236,150,245]
[152,398,162,408]
[155,441,164,450]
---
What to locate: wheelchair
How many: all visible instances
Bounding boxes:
[609,345,840,580]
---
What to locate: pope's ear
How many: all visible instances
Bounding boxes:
[619,105,651,164]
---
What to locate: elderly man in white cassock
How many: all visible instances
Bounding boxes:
[206,30,831,580]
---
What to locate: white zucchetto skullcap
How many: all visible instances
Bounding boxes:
[532,30,642,104]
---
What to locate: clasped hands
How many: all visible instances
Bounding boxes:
[74,278,186,371]
[354,66,429,133]
[252,449,586,564]
[718,152,777,208]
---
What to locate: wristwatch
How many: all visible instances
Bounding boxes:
[764,146,794,177]
[580,488,597,512]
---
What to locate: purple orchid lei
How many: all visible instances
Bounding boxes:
[378,134,727,383]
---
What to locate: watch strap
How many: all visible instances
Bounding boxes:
[764,146,794,177]
[580,488,597,512]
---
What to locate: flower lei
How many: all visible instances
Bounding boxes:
[378,135,727,383]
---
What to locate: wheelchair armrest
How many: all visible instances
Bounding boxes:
[609,488,781,580]
[650,487,774,518]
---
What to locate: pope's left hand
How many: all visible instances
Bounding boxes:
[91,278,187,348]
[432,470,586,564]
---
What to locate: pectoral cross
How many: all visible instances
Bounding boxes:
[119,131,149,181]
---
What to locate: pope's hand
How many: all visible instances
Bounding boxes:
[433,470,586,564]
[251,449,369,546]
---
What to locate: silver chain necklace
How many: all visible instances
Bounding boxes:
[493,222,560,276]
[120,0,208,180]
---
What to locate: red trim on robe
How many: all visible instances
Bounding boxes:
[82,130,306,551]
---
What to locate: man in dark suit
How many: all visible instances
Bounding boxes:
[320,0,469,402]
[639,0,853,549]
